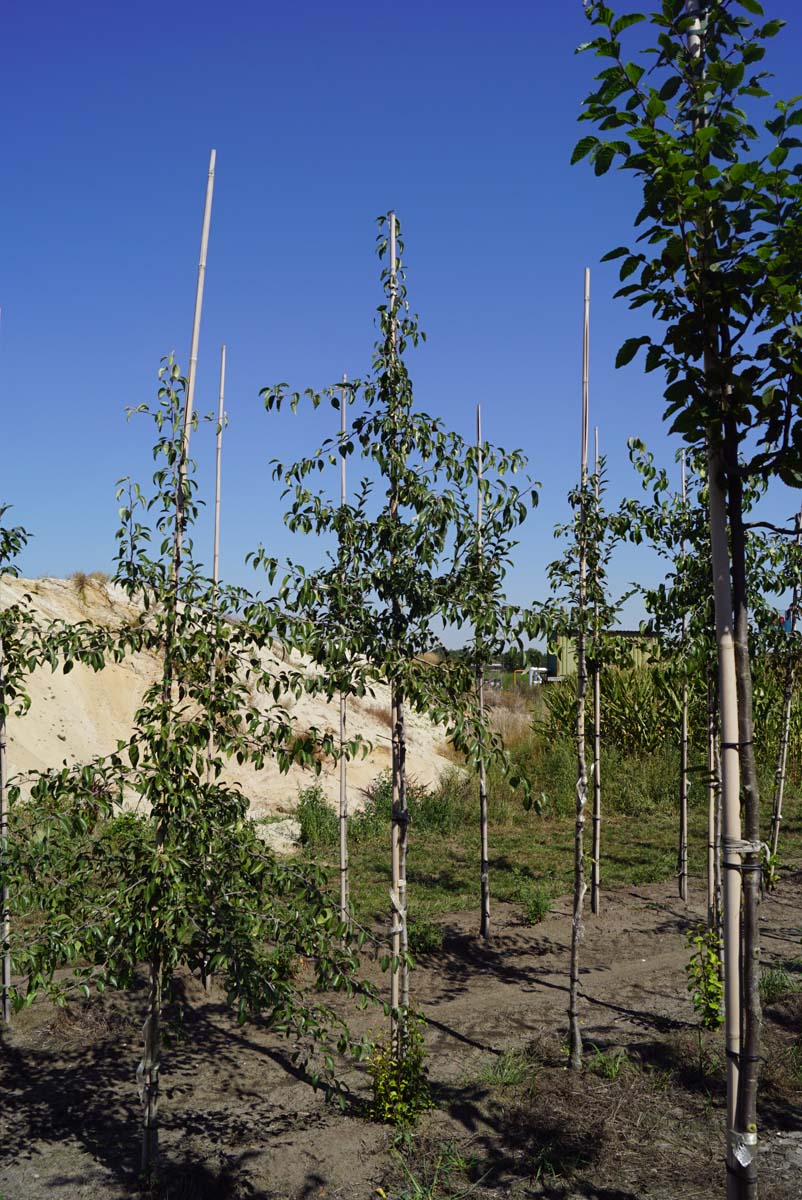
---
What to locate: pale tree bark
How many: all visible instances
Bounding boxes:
[679,452,689,904]
[476,404,490,941]
[686,7,746,1190]
[390,687,409,1052]
[387,212,409,1054]
[590,427,602,917]
[725,423,762,1200]
[707,438,744,1199]
[339,374,350,933]
[568,267,590,1071]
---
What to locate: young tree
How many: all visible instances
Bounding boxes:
[535,445,624,1068]
[263,214,534,1044]
[576,2,802,1190]
[9,360,371,1183]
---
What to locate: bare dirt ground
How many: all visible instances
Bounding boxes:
[1,874,800,1199]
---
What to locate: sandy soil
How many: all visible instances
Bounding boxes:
[0,874,799,1199]
[0,577,454,819]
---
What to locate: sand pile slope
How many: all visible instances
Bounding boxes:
[0,576,454,819]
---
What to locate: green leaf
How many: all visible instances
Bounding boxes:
[615,336,650,368]
[571,135,600,165]
[659,75,682,102]
[601,246,631,262]
[612,14,646,35]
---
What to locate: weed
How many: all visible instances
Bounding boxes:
[789,1041,802,1086]
[760,966,797,1006]
[368,1014,434,1127]
[70,569,109,600]
[588,1043,628,1080]
[512,869,552,925]
[407,917,443,957]
[377,1138,482,1200]
[686,924,724,1029]
[481,1047,535,1086]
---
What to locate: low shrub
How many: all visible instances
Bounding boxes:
[296,784,338,846]
[368,1014,434,1126]
[352,770,474,843]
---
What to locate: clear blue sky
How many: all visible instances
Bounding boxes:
[2,0,800,632]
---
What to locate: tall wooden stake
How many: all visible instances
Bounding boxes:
[769,508,802,860]
[590,425,602,915]
[0,635,10,1023]
[569,267,590,1070]
[174,148,216,574]
[477,404,490,940]
[679,450,689,903]
[339,374,350,933]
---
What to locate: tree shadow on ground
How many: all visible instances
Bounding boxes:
[0,991,350,1196]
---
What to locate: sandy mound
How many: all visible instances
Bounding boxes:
[0,576,454,819]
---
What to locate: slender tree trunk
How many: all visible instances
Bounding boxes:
[390,686,408,1050]
[706,667,718,930]
[478,675,490,939]
[476,404,490,940]
[202,343,225,991]
[339,375,350,933]
[142,154,216,1178]
[769,511,800,860]
[707,437,744,1199]
[569,267,590,1071]
[686,9,746,1189]
[387,212,409,1053]
[725,422,762,1199]
[139,955,163,1178]
[590,661,601,915]
[679,453,689,903]
[714,725,724,964]
[590,427,601,917]
[0,636,10,1024]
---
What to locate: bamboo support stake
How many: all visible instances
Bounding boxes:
[339,374,350,933]
[477,404,490,940]
[679,450,689,903]
[769,509,801,860]
[590,425,602,916]
[0,636,10,1024]
[174,149,216,575]
[569,267,590,1070]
